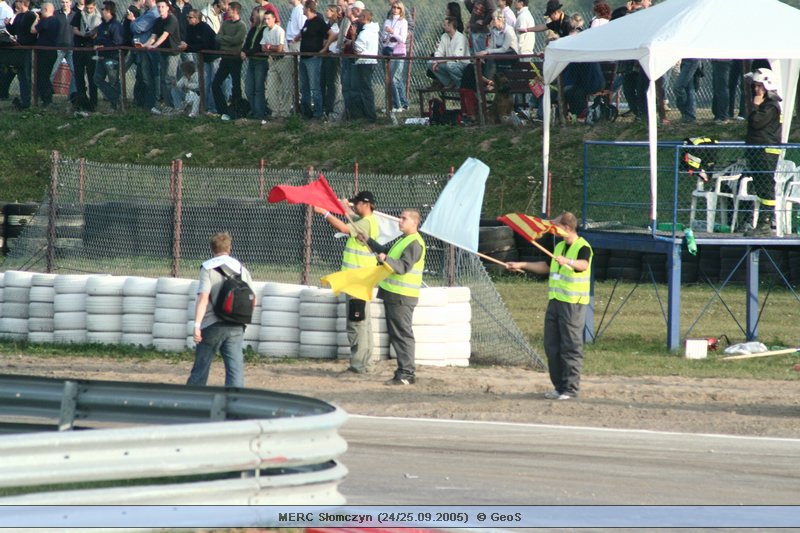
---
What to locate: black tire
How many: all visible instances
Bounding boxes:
[606,265,641,281]
[487,248,519,262]
[479,226,515,253]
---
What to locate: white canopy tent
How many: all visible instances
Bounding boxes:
[540,0,800,221]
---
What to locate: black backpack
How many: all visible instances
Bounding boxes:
[585,94,618,125]
[213,266,256,325]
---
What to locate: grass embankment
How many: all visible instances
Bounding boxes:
[2,109,799,379]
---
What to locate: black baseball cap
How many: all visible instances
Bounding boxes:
[349,191,376,205]
[544,0,562,16]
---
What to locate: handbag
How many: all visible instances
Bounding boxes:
[381,45,393,56]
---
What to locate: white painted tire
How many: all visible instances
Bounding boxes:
[300,343,337,359]
[86,314,123,332]
[299,316,337,332]
[154,307,188,324]
[155,293,190,310]
[337,346,351,358]
[28,286,55,303]
[156,277,195,295]
[299,302,338,318]
[54,311,87,330]
[251,307,262,325]
[28,317,55,332]
[446,302,472,323]
[28,332,54,344]
[244,324,260,341]
[417,358,469,367]
[336,331,348,347]
[261,311,300,329]
[123,276,159,297]
[3,271,34,288]
[1,317,29,334]
[53,330,87,343]
[86,275,127,296]
[370,302,385,318]
[407,342,449,359]
[299,287,338,304]
[244,339,259,352]
[446,286,471,303]
[417,287,449,307]
[87,331,123,345]
[3,287,30,304]
[122,296,156,314]
[371,318,387,333]
[121,333,153,347]
[152,337,189,352]
[258,326,300,343]
[262,283,307,297]
[31,273,57,287]
[122,314,156,333]
[53,293,86,312]
[152,322,187,339]
[447,341,471,359]
[85,296,123,314]
[257,341,300,358]
[261,296,300,313]
[28,302,55,318]
[2,302,29,318]
[412,306,450,326]
[413,323,471,343]
[53,275,91,294]
[250,281,267,297]
[300,330,338,345]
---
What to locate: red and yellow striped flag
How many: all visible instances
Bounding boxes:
[497,213,568,242]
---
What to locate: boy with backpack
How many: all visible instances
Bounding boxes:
[187,231,254,388]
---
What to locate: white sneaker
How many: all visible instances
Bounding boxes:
[150,106,162,115]
[557,393,573,401]
[188,111,197,118]
[220,114,231,121]
[543,390,560,399]
[260,119,268,125]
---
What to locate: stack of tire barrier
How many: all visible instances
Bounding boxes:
[184,280,198,350]
[2,203,38,255]
[258,282,305,358]
[478,223,518,275]
[298,287,339,359]
[53,274,90,343]
[27,273,56,344]
[153,277,193,352]
[244,281,266,353]
[387,287,473,367]
[86,275,127,345]
[0,270,33,341]
[121,276,158,348]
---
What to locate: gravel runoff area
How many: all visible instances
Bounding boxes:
[3,354,799,438]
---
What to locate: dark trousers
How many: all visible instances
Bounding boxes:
[73,48,97,108]
[212,55,242,117]
[384,297,416,379]
[0,49,32,107]
[36,49,58,105]
[321,55,339,115]
[543,299,587,396]
[352,62,376,122]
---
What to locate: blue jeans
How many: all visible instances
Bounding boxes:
[471,32,488,53]
[139,50,160,109]
[187,321,245,387]
[245,58,268,119]
[299,55,322,119]
[673,59,699,122]
[321,55,339,115]
[340,57,354,119]
[711,60,731,121]
[389,57,407,109]
[204,58,219,112]
[94,57,120,107]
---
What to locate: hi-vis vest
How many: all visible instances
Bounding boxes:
[378,232,426,297]
[341,214,379,270]
[548,237,592,305]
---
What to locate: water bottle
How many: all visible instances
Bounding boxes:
[684,228,697,256]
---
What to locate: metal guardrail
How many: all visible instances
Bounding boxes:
[0,374,348,505]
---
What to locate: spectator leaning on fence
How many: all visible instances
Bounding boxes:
[5,0,37,110]
[241,6,268,121]
[513,0,534,57]
[53,0,77,96]
[92,1,124,110]
[285,0,306,53]
[31,2,61,108]
[425,16,468,90]
[200,0,228,112]
[171,0,192,46]
[188,231,253,389]
[338,0,363,120]
[260,9,286,116]
[382,0,407,112]
[0,0,12,29]
[212,0,245,120]
[128,0,160,111]
[179,7,216,105]
[144,0,181,110]
[351,8,378,122]
[72,0,101,111]
[298,0,330,120]
[519,0,570,38]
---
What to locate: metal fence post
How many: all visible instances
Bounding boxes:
[259,158,265,199]
[198,51,206,113]
[446,165,456,286]
[171,159,183,278]
[119,48,127,112]
[79,157,85,205]
[46,150,59,273]
[301,165,315,285]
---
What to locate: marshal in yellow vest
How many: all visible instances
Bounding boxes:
[548,237,592,305]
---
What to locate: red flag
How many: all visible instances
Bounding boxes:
[497,213,568,242]
[267,174,345,215]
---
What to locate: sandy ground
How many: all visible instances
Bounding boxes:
[3,354,799,439]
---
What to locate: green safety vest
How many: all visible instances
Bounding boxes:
[378,232,426,297]
[548,237,593,305]
[341,213,379,270]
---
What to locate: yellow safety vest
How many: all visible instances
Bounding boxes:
[378,232,426,298]
[341,213,379,270]
[548,237,592,305]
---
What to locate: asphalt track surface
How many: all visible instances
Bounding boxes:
[339,415,800,506]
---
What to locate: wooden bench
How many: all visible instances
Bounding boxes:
[417,85,461,117]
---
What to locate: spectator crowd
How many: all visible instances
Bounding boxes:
[0,0,777,124]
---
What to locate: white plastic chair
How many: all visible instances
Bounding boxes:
[688,160,745,232]
[782,167,800,235]
[733,159,796,236]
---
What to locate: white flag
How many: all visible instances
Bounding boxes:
[333,210,403,245]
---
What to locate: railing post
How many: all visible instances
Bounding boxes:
[384,57,392,115]
[119,48,127,112]
[353,161,359,194]
[292,52,300,115]
[301,165,315,285]
[79,157,85,205]
[475,58,486,126]
[198,51,206,113]
[259,158,265,199]
[46,150,59,273]
[171,159,183,278]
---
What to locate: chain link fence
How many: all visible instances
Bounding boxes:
[1,154,542,367]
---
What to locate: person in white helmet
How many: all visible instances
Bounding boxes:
[743,67,782,237]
